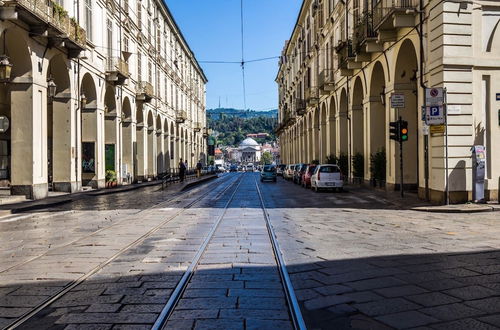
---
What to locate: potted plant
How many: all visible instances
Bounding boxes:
[105,169,117,188]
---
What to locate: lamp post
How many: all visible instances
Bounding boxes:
[0,55,12,82]
[47,76,57,98]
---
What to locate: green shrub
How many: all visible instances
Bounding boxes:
[105,170,117,182]
[370,148,386,182]
[352,153,364,179]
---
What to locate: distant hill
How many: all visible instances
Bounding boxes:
[207,108,277,147]
[207,108,277,120]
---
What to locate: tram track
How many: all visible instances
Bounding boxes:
[151,174,306,330]
[3,173,242,330]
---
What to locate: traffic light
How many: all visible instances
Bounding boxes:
[389,121,400,142]
[400,120,408,142]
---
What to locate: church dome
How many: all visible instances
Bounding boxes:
[240,137,259,147]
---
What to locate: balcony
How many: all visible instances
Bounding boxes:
[336,40,355,76]
[283,111,296,127]
[295,98,306,116]
[176,110,187,124]
[0,0,86,56]
[305,87,319,106]
[193,122,202,132]
[105,57,129,85]
[136,81,154,102]
[319,69,335,94]
[353,13,381,55]
[373,0,419,33]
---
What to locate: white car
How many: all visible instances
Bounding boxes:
[311,164,343,192]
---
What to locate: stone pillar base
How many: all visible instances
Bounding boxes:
[11,183,48,200]
[83,179,105,189]
[53,181,81,193]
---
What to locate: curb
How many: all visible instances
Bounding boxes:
[180,175,218,191]
[411,205,496,213]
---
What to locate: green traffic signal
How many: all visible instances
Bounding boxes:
[400,120,408,142]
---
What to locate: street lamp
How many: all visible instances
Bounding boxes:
[47,76,57,98]
[380,86,386,106]
[80,92,87,106]
[0,55,12,82]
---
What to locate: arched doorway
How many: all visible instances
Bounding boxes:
[156,115,163,176]
[307,113,313,162]
[369,61,387,185]
[320,103,327,163]
[313,108,320,161]
[104,86,118,183]
[81,73,100,188]
[163,119,170,172]
[170,122,176,170]
[147,111,154,178]
[135,108,146,181]
[327,97,337,158]
[339,89,349,156]
[46,54,72,191]
[121,97,133,182]
[394,39,418,191]
[352,77,364,181]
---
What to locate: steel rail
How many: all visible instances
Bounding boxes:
[152,174,245,330]
[5,174,240,330]
[255,179,307,330]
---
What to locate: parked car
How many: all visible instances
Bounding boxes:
[230,164,238,172]
[293,164,306,184]
[301,165,317,188]
[284,164,295,180]
[311,164,343,192]
[260,165,277,182]
[276,164,287,176]
[245,164,255,172]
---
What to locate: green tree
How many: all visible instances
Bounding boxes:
[260,151,273,165]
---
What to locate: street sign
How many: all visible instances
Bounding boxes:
[426,88,444,106]
[390,93,405,108]
[0,116,9,133]
[422,123,429,136]
[425,105,445,125]
[430,124,445,134]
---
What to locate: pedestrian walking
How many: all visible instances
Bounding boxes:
[196,161,202,178]
[179,158,186,182]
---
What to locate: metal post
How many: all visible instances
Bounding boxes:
[444,88,449,205]
[399,116,404,198]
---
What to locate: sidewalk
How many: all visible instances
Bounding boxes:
[0,174,218,217]
[351,184,499,213]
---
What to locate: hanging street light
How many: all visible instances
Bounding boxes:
[0,55,12,82]
[47,76,57,98]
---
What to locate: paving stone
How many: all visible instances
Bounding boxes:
[237,297,287,310]
[406,292,460,307]
[187,281,244,289]
[111,325,151,330]
[219,308,289,320]
[182,288,227,298]
[169,309,219,320]
[194,319,244,330]
[372,284,428,298]
[0,306,31,317]
[120,304,164,313]
[64,324,112,330]
[228,288,284,298]
[376,310,438,328]
[444,285,498,300]
[246,319,293,329]
[419,303,484,321]
[417,279,466,291]
[313,284,353,296]
[479,315,500,328]
[244,281,282,289]
[163,319,194,330]
[176,297,237,310]
[353,298,421,317]
[57,312,158,324]
[430,318,498,330]
[85,304,121,313]
[464,297,500,313]
[346,277,408,291]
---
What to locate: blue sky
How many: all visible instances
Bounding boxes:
[166,0,303,111]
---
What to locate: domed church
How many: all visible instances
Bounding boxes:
[238,138,261,164]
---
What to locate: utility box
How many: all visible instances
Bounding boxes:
[471,145,486,202]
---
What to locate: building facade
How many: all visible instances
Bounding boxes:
[0,0,207,199]
[276,0,500,203]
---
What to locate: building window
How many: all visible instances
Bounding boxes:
[137,0,142,30]
[148,60,152,84]
[138,51,142,81]
[85,0,92,42]
[106,18,113,58]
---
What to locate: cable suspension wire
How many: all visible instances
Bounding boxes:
[240,0,247,110]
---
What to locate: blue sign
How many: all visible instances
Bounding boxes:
[430,106,440,116]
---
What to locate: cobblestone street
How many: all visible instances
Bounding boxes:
[0,173,499,329]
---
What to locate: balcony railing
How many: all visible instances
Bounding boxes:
[353,13,377,52]
[136,81,154,102]
[319,69,334,92]
[305,87,319,106]
[105,57,129,84]
[4,0,86,52]
[373,0,419,30]
[336,40,354,69]
[193,122,202,132]
[176,110,187,124]
[295,99,306,115]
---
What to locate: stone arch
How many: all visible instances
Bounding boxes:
[487,19,500,52]
[80,73,99,188]
[121,97,133,182]
[156,115,163,175]
[339,88,349,157]
[352,77,364,179]
[369,61,387,182]
[163,118,170,171]
[146,110,155,177]
[320,102,327,163]
[313,107,320,161]
[46,54,72,191]
[104,86,118,179]
[327,96,337,157]
[393,38,419,190]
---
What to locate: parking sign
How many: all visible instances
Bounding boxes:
[426,105,445,125]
